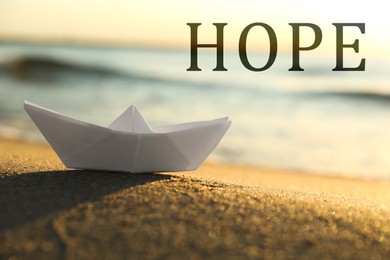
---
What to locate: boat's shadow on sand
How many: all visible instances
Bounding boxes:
[0,170,172,231]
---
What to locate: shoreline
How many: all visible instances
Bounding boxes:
[2,137,390,202]
[4,136,390,182]
[1,138,390,258]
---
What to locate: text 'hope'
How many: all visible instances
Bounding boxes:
[187,23,365,72]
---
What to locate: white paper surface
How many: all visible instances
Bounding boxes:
[24,101,231,173]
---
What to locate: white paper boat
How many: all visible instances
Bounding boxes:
[24,101,231,173]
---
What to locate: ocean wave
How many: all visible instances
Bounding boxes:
[0,55,217,88]
[0,56,136,80]
[299,91,390,103]
[2,55,390,105]
[0,55,259,95]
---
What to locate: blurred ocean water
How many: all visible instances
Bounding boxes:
[2,42,390,179]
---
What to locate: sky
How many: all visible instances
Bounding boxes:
[0,0,389,57]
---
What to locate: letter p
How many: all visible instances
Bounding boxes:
[289,23,322,71]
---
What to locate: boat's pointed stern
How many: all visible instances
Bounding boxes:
[24,101,112,167]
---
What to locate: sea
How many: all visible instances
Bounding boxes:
[1,42,390,180]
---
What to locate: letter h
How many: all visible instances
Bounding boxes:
[187,23,227,71]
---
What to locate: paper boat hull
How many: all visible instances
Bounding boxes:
[24,102,231,173]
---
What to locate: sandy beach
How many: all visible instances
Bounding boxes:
[1,138,390,259]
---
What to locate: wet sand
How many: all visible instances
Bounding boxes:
[1,138,390,259]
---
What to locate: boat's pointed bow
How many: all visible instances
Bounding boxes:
[166,118,231,171]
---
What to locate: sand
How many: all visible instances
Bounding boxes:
[1,138,390,259]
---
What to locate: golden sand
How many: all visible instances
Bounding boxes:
[1,138,390,259]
